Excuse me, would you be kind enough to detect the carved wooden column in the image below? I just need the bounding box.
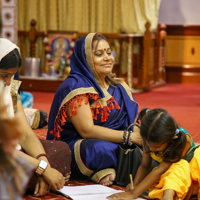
[155,23,167,83]
[127,36,133,89]
[28,19,37,57]
[159,24,167,82]
[138,22,151,88]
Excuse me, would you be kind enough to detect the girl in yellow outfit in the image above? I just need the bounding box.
[108,108,199,200]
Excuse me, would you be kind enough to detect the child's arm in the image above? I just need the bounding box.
[130,161,171,198]
[131,134,192,196]
[133,143,152,186]
[108,161,171,200]
[126,143,152,192]
[108,141,171,200]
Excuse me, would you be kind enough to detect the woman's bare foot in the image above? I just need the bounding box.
[99,173,115,186]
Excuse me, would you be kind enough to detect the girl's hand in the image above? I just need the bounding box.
[126,183,134,192]
[107,191,135,199]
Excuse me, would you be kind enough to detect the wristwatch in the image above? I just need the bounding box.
[35,160,48,175]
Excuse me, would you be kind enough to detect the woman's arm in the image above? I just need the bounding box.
[17,100,47,158]
[0,93,22,159]
[17,100,65,195]
[17,150,65,188]
[68,97,142,145]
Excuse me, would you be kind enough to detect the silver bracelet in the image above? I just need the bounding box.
[122,131,128,144]
[127,131,133,146]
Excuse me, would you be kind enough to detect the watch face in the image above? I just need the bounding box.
[39,160,48,169]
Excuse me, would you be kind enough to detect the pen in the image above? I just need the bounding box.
[129,174,134,189]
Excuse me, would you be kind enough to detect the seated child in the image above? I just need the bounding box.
[107,108,200,200]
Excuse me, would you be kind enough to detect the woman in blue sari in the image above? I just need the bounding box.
[47,33,142,186]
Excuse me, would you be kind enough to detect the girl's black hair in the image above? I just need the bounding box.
[139,108,187,163]
[0,48,21,69]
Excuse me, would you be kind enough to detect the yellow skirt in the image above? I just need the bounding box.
[190,146,200,199]
[149,159,191,200]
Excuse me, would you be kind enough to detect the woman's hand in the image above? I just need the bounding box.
[33,176,50,197]
[64,172,71,183]
[0,138,18,159]
[34,167,65,196]
[42,166,65,191]
[132,130,143,146]
[0,113,23,159]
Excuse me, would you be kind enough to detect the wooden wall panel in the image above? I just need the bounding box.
[166,66,200,84]
[165,25,200,84]
[166,36,200,66]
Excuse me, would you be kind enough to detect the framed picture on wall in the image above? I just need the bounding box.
[43,31,78,77]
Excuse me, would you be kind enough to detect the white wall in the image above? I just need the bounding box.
[158,0,200,25]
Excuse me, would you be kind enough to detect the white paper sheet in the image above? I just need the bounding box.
[57,184,146,200]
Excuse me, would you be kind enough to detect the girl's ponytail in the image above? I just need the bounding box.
[139,108,187,163]
[139,108,151,122]
[163,129,186,163]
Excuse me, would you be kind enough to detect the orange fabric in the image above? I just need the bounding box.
[50,94,121,140]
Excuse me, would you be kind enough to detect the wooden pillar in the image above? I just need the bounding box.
[159,24,167,82]
[28,19,37,57]
[127,36,133,89]
[141,22,151,88]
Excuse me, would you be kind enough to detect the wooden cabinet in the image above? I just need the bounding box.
[166,36,200,66]
[165,25,200,83]
[20,76,65,92]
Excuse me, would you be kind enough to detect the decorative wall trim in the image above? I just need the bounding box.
[165,65,200,83]
[0,0,18,43]
[166,25,200,36]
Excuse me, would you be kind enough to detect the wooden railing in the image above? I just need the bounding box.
[18,20,167,91]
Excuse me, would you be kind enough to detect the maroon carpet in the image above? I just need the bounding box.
[31,83,200,143]
[133,84,200,143]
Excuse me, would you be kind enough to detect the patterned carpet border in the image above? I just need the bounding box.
[23,179,125,200]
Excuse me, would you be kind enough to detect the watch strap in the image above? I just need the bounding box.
[35,160,48,175]
[35,166,45,175]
